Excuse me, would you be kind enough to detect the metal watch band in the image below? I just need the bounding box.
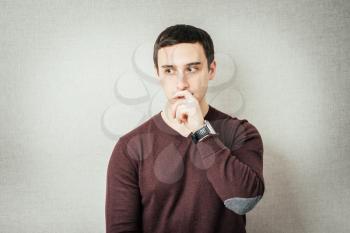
[191,120,216,143]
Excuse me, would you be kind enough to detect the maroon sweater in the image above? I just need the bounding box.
[106,104,265,233]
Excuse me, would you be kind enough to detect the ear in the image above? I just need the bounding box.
[208,60,216,80]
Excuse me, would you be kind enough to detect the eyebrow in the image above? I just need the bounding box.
[161,62,202,69]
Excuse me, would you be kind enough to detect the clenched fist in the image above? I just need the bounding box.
[170,90,206,133]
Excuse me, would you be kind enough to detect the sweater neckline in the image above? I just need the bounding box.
[153,104,215,139]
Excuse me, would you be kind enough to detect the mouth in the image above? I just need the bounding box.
[170,91,194,101]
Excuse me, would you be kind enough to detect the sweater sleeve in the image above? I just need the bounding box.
[195,119,265,215]
[105,139,142,233]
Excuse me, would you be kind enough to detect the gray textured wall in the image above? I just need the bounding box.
[1,0,349,232]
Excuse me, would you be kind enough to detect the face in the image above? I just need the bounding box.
[155,42,216,105]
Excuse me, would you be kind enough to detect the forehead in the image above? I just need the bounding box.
[157,42,206,67]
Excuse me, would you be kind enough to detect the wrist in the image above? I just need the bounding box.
[191,121,206,133]
[191,120,217,144]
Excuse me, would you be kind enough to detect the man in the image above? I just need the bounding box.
[106,24,265,233]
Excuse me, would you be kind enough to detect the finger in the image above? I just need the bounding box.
[177,106,196,124]
[175,105,188,123]
[172,91,196,117]
[172,99,187,118]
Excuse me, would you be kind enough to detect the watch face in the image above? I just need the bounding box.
[191,120,217,143]
[198,127,209,136]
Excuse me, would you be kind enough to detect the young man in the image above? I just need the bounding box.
[106,24,265,233]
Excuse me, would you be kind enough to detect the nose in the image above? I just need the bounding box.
[176,72,189,90]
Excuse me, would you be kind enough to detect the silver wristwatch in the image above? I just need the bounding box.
[191,120,217,143]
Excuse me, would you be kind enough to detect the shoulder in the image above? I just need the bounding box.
[117,113,157,144]
[111,113,159,162]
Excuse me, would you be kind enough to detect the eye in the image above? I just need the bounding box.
[187,67,198,73]
[164,69,173,74]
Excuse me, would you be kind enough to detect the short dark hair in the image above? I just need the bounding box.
[153,24,215,72]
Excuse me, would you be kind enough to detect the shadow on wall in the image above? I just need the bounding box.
[247,145,307,233]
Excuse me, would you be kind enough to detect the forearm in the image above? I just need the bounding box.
[196,134,265,215]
